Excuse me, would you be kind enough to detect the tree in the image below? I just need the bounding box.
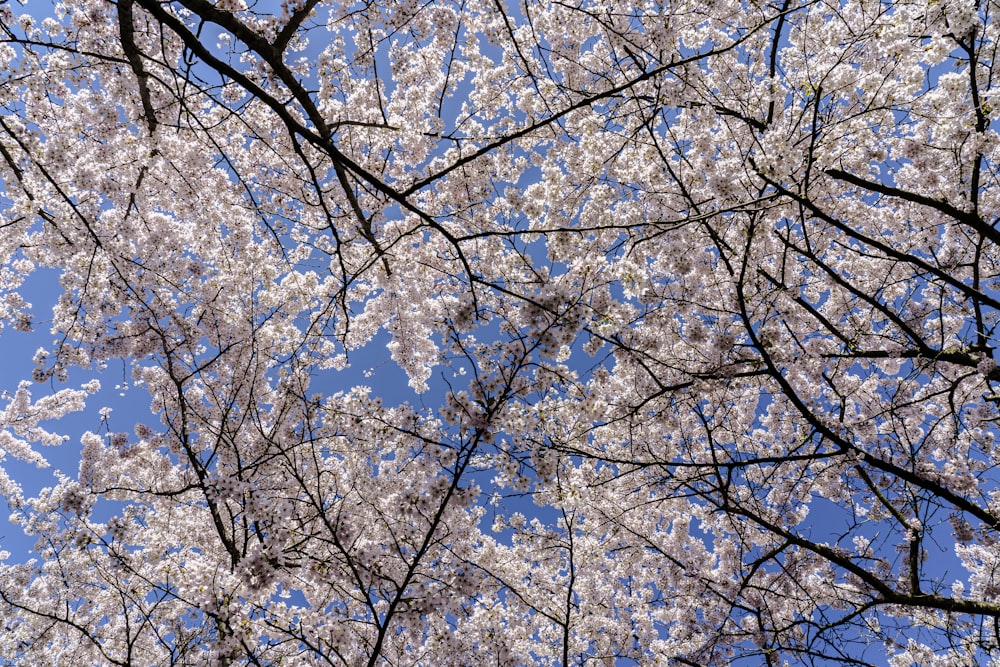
[0,0,998,664]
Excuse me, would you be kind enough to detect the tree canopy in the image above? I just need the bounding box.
[0,0,999,664]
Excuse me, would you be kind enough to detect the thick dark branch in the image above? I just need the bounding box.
[826,168,1000,247]
[273,0,321,53]
[117,0,159,134]
[763,174,1000,312]
[135,0,478,289]
[727,498,1000,619]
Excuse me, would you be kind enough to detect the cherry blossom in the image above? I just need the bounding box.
[0,0,998,664]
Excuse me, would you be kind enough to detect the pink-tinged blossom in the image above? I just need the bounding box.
[0,0,997,665]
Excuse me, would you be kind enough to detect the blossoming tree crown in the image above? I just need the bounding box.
[0,0,998,665]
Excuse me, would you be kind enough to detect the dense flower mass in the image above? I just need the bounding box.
[0,0,999,664]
